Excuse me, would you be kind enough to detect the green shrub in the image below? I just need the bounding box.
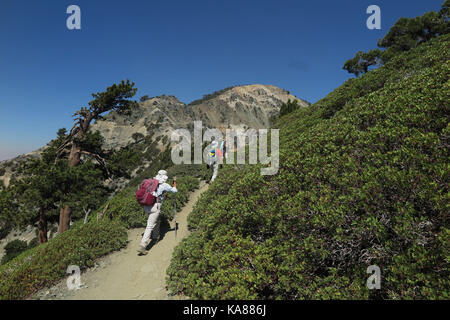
[0,221,12,240]
[0,219,127,300]
[279,99,301,117]
[167,164,210,181]
[96,186,146,228]
[27,237,39,250]
[315,33,449,119]
[1,240,28,265]
[161,175,199,221]
[166,34,450,299]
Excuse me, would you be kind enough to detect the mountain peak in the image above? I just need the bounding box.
[89,84,308,150]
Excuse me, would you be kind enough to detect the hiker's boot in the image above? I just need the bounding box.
[137,245,147,255]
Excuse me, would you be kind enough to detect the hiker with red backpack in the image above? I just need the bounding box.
[135,169,177,255]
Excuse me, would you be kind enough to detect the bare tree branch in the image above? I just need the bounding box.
[97,203,109,221]
[79,150,110,176]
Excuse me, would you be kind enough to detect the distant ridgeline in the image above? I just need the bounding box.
[188,86,239,106]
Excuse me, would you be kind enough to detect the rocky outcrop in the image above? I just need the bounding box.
[191,84,308,129]
[90,84,309,150]
[0,149,43,188]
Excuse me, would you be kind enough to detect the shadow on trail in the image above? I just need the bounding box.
[139,220,179,253]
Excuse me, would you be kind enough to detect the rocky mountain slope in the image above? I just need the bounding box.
[0,150,42,189]
[90,84,308,150]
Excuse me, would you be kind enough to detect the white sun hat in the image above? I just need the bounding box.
[154,170,168,184]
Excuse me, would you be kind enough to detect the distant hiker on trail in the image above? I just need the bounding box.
[206,140,225,183]
[135,170,177,255]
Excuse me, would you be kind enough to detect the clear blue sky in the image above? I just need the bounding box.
[0,0,443,161]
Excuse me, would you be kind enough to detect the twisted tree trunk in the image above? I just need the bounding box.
[58,141,79,234]
[38,207,48,244]
[58,205,72,234]
[58,119,87,234]
[68,140,81,167]
[55,80,137,234]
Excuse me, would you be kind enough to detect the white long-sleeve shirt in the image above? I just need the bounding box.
[152,182,177,203]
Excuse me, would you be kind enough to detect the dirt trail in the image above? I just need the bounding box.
[35,182,208,300]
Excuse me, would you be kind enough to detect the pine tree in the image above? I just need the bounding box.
[7,129,108,243]
[54,80,138,233]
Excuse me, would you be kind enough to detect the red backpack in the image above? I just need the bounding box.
[136,179,159,206]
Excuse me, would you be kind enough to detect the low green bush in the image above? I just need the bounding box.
[1,240,28,265]
[161,175,199,221]
[0,221,12,240]
[279,99,302,117]
[167,164,210,181]
[0,219,127,299]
